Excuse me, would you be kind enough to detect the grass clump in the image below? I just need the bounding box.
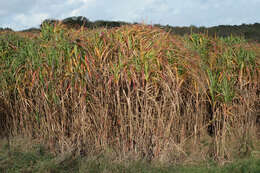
[0,23,259,166]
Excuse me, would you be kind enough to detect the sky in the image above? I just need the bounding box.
[0,0,259,31]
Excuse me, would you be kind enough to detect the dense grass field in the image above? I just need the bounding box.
[0,23,259,172]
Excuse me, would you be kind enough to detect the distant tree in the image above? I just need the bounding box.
[153,24,164,29]
[156,23,260,43]
[92,20,129,28]
[245,30,260,42]
[62,16,92,28]
[40,19,59,28]
[0,27,13,32]
[21,27,41,33]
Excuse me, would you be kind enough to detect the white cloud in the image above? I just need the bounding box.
[0,10,6,16]
[67,0,95,5]
[13,13,49,29]
[0,0,259,30]
[70,8,81,16]
[80,0,96,3]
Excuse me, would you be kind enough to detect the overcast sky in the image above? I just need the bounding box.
[0,0,259,31]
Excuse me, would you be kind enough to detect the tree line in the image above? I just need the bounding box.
[1,16,260,42]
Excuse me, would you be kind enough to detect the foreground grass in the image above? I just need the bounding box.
[0,138,260,173]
